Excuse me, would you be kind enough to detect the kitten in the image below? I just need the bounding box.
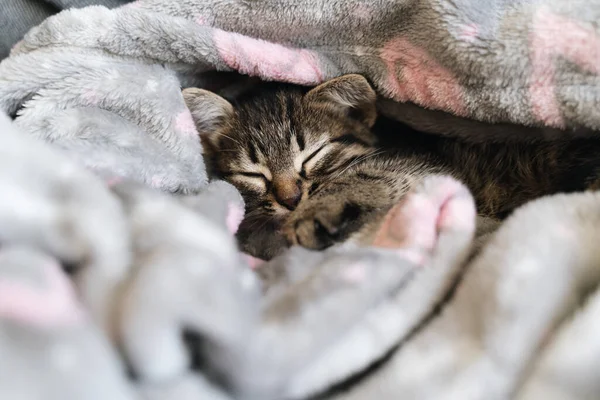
[183,74,600,260]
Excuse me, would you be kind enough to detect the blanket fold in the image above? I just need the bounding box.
[3,0,600,146]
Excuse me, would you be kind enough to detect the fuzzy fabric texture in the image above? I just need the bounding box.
[1,0,600,153]
[0,0,133,60]
[1,1,600,399]
[1,110,600,399]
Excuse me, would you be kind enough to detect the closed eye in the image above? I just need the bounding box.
[237,172,268,180]
[224,171,270,185]
[303,146,326,164]
[300,144,329,177]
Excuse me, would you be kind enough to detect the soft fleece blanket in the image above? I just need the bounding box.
[0,0,132,59]
[1,0,600,399]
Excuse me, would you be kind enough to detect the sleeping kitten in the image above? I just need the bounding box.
[183,74,600,260]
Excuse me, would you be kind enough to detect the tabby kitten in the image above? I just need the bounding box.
[183,75,600,260]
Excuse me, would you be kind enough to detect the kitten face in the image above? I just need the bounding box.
[184,75,379,258]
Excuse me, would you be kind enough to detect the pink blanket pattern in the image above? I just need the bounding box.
[0,259,84,329]
[529,7,600,128]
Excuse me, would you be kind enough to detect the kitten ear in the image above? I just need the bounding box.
[182,88,234,146]
[304,74,377,127]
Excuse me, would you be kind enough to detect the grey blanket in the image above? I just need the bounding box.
[3,0,600,149]
[0,0,131,59]
[1,1,600,399]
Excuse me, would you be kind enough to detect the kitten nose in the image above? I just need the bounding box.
[281,190,302,210]
[274,179,302,210]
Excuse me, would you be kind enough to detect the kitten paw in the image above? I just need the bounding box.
[284,202,366,250]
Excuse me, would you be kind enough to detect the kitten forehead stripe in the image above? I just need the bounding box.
[286,94,305,150]
[247,141,259,163]
[295,132,305,151]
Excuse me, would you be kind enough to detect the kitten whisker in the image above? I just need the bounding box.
[242,211,270,222]
[251,218,274,234]
[239,206,276,222]
[213,132,244,146]
[312,149,385,196]
[241,212,278,233]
